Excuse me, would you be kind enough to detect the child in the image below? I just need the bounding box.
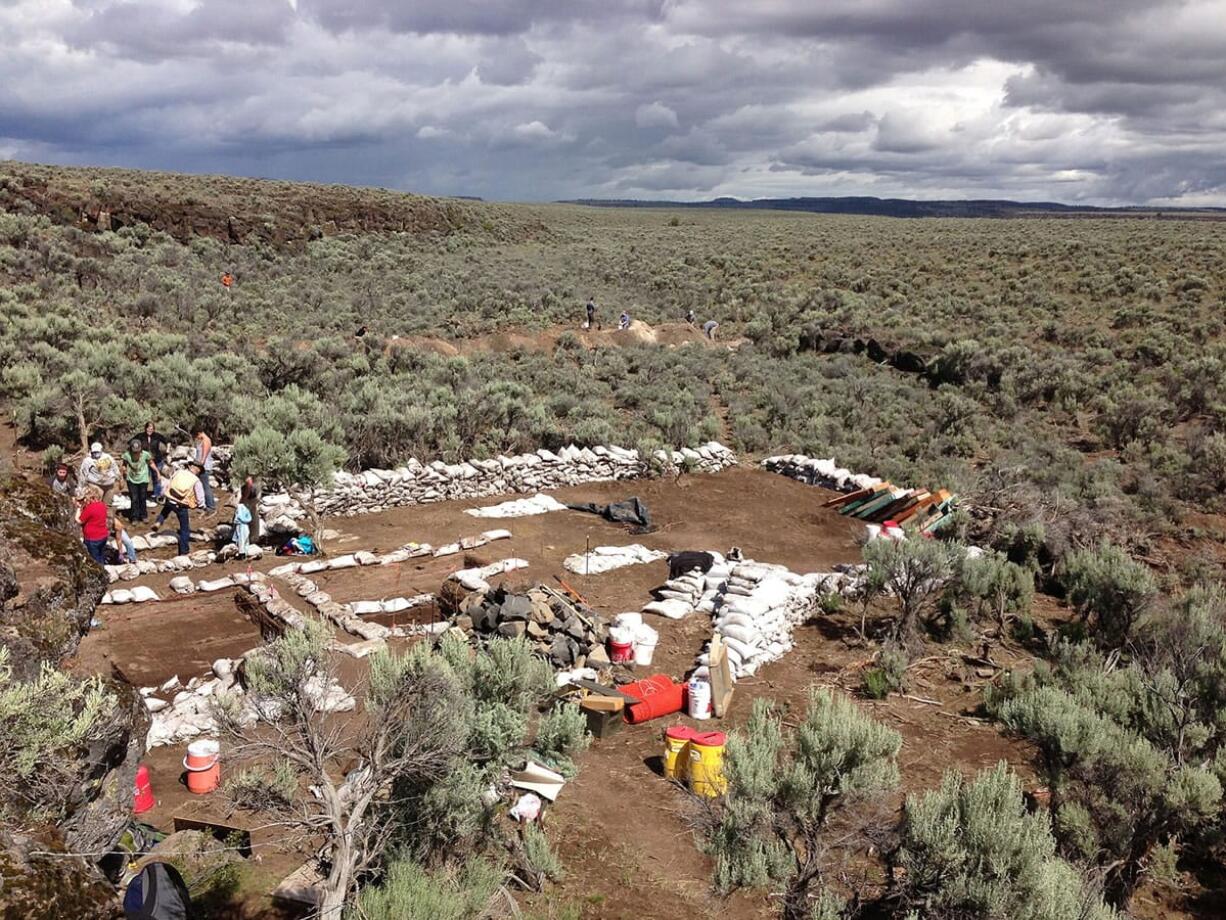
[232,501,253,559]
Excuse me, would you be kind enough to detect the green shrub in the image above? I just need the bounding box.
[346,857,503,920]
[896,762,1117,920]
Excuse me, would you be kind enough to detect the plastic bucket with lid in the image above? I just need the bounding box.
[687,676,713,720]
[687,731,728,797]
[183,740,220,795]
[608,625,636,663]
[663,726,695,780]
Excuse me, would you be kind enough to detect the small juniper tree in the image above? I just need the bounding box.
[215,622,469,919]
[896,762,1117,920]
[709,689,901,920]
[230,424,345,548]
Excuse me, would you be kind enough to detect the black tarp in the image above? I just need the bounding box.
[567,497,652,531]
[123,861,192,920]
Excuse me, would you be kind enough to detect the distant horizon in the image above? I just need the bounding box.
[8,158,1225,214]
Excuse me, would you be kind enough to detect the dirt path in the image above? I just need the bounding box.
[383,320,744,358]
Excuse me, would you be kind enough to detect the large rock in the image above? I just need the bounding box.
[0,474,147,908]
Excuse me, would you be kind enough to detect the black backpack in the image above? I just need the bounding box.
[123,861,192,920]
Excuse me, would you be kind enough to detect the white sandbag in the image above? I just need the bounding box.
[465,493,567,518]
[642,598,692,619]
[130,586,160,603]
[351,600,384,615]
[719,624,762,646]
[196,577,236,593]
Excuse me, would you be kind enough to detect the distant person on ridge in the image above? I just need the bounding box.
[194,430,217,512]
[618,311,631,331]
[703,319,720,341]
[80,442,119,504]
[585,297,600,330]
[220,271,234,289]
[152,461,205,555]
[686,309,696,326]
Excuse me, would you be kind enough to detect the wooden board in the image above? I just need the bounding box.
[709,633,735,719]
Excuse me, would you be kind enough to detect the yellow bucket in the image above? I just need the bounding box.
[687,731,728,797]
[664,727,694,781]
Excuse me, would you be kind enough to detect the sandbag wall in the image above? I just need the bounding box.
[261,441,737,526]
[761,454,883,493]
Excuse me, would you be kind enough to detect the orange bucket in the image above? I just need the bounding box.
[183,740,220,795]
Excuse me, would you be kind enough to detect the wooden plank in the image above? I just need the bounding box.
[709,634,735,719]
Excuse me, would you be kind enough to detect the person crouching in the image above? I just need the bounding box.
[152,461,205,555]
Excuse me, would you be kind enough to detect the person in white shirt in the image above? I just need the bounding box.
[79,442,119,503]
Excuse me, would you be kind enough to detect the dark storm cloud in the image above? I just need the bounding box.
[1,0,1224,204]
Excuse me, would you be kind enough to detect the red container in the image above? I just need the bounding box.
[622,674,686,723]
[133,764,155,814]
[609,638,635,663]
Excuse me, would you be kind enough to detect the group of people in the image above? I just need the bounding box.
[60,424,259,565]
[582,298,718,339]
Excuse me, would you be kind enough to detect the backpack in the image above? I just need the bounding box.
[123,861,192,919]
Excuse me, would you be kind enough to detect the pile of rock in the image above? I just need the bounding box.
[761,455,883,493]
[451,585,610,670]
[260,441,737,524]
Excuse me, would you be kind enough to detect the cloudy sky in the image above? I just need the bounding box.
[3,0,1225,204]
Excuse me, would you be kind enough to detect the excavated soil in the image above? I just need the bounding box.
[65,465,1043,917]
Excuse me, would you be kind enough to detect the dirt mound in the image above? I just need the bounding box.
[0,160,546,247]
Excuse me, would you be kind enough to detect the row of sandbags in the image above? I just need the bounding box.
[259,441,736,524]
[761,454,883,493]
[266,529,512,578]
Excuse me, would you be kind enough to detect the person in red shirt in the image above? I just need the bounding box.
[75,486,110,564]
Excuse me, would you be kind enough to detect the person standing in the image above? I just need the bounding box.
[137,422,170,499]
[75,486,110,564]
[193,430,217,512]
[49,463,76,496]
[232,500,252,559]
[152,461,205,555]
[121,438,155,523]
[703,319,720,341]
[79,443,119,504]
[585,297,599,330]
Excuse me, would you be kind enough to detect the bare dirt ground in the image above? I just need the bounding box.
[60,463,1048,918]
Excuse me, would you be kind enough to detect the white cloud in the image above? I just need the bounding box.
[635,101,679,129]
[1,0,1224,204]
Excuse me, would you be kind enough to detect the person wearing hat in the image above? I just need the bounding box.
[121,437,156,523]
[49,463,76,497]
[80,442,119,504]
[151,461,206,555]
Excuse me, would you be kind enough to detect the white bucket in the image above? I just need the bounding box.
[614,612,643,631]
[634,634,658,666]
[687,676,712,720]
